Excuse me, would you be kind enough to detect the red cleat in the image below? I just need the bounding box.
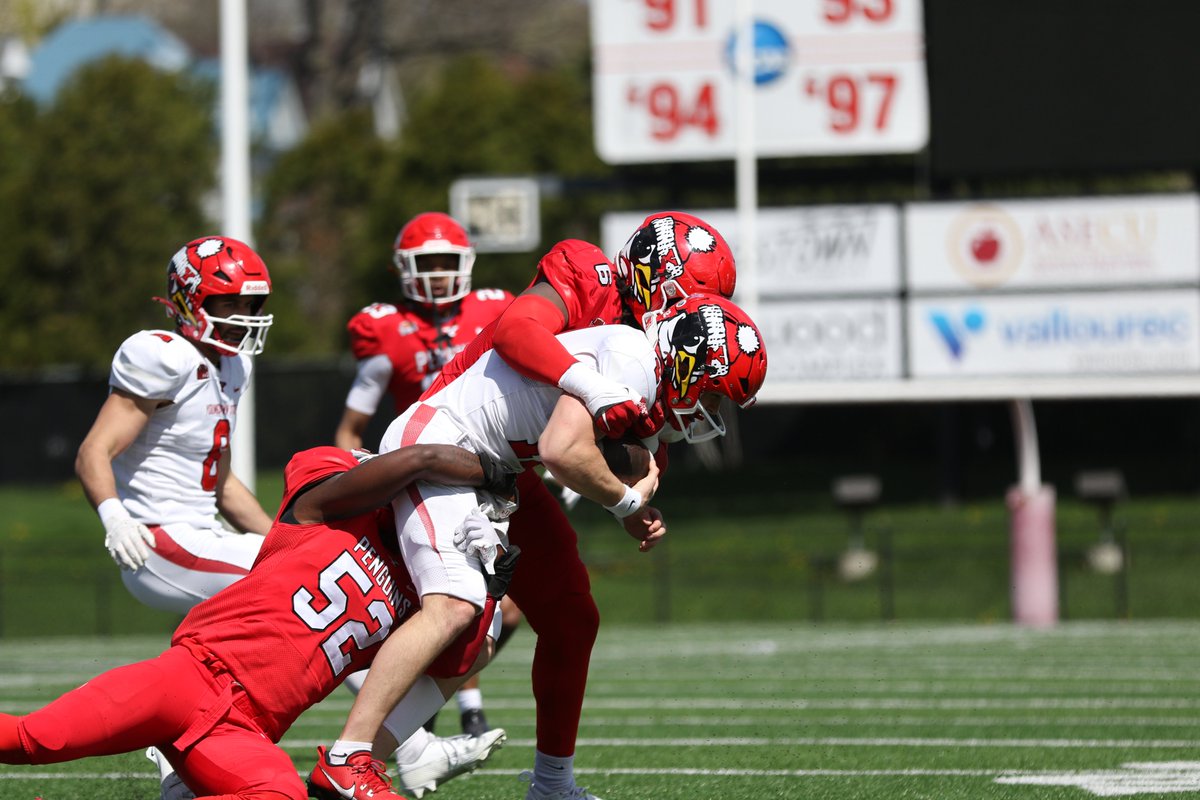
[308,745,408,799]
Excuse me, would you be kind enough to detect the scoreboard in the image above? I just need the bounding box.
[590,0,929,163]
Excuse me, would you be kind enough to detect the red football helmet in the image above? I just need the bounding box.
[651,293,767,443]
[157,236,273,356]
[392,212,475,306]
[616,211,737,326]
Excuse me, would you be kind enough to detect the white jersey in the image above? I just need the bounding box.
[109,330,252,528]
[416,324,658,471]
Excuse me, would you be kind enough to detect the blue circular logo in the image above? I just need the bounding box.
[725,20,790,86]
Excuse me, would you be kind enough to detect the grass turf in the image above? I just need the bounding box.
[4,621,1200,798]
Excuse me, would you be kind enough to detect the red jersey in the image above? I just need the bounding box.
[348,290,513,413]
[172,447,418,742]
[427,240,625,395]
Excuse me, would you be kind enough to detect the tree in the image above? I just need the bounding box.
[0,57,214,369]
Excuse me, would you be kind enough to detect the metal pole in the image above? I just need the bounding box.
[221,0,257,492]
[733,0,758,320]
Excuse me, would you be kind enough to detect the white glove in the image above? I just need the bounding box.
[98,499,156,571]
[452,507,509,575]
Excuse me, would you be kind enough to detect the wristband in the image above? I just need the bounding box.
[97,497,130,529]
[603,485,643,519]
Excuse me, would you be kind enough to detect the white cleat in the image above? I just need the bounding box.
[397,728,507,798]
[519,770,604,800]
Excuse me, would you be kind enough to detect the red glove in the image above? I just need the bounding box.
[596,397,665,439]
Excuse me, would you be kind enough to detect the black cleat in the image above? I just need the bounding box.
[460,708,490,737]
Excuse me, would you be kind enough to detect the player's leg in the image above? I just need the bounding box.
[165,704,308,800]
[457,594,524,736]
[391,622,507,798]
[506,470,602,799]
[122,522,264,614]
[0,646,218,765]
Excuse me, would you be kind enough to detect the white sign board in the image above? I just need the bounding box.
[449,177,540,253]
[757,298,903,381]
[601,205,902,296]
[908,290,1200,378]
[590,0,929,163]
[906,194,1200,292]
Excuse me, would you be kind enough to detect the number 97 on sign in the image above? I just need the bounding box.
[802,71,899,135]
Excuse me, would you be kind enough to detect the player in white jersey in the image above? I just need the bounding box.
[315,294,768,798]
[76,236,274,614]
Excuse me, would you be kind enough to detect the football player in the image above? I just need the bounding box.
[333,212,520,769]
[76,236,275,613]
[313,279,767,800]
[74,236,279,798]
[3,442,517,800]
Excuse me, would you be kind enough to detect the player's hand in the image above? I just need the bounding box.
[557,363,660,438]
[453,507,508,574]
[486,545,521,600]
[622,506,666,552]
[104,518,156,571]
[595,396,665,439]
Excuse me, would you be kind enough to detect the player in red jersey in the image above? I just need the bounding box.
[321,212,743,800]
[0,444,517,800]
[334,212,521,774]
[334,212,514,450]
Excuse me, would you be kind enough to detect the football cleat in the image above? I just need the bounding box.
[460,708,490,737]
[307,745,407,800]
[146,746,195,800]
[519,770,604,800]
[397,729,507,798]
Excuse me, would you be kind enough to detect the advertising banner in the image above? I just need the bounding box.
[601,205,901,296]
[906,194,1200,292]
[756,298,903,381]
[908,290,1200,377]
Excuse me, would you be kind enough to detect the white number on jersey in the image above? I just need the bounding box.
[292,551,395,677]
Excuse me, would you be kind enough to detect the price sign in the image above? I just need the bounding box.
[590,0,929,163]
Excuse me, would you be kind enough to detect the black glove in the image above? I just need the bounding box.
[486,545,521,600]
[477,451,518,500]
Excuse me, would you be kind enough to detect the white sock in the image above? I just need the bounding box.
[533,750,574,793]
[394,726,434,765]
[457,688,483,713]
[381,674,451,745]
[328,740,374,763]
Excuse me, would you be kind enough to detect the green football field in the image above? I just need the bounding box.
[4,620,1200,800]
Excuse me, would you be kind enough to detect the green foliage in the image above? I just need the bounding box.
[258,109,386,356]
[0,57,215,369]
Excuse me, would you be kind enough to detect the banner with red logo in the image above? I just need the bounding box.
[905,195,1200,292]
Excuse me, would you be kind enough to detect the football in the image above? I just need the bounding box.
[600,436,652,485]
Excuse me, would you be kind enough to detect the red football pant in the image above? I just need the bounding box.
[506,469,601,757]
[0,645,305,800]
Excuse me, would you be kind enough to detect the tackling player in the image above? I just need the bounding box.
[333,212,521,785]
[313,286,768,800]
[3,443,517,800]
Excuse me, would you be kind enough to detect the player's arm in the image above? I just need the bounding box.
[75,389,155,509]
[492,282,655,437]
[539,394,660,513]
[292,445,507,524]
[335,353,393,450]
[75,389,160,570]
[215,453,272,535]
[334,409,372,450]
